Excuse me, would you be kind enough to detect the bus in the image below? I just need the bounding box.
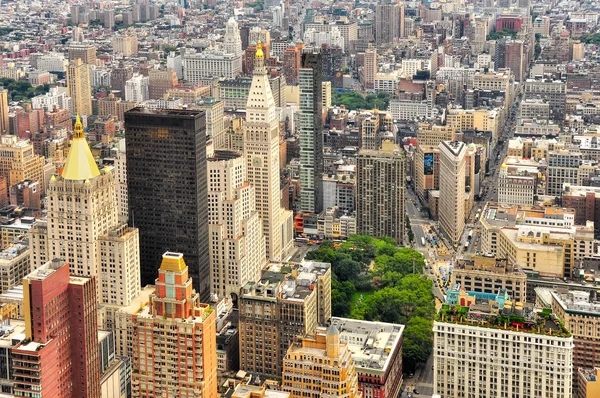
[295,237,309,244]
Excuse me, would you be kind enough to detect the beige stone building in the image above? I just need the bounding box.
[282,325,362,398]
[452,255,527,302]
[0,135,46,191]
[207,150,265,300]
[417,122,455,147]
[0,243,29,294]
[111,32,138,57]
[243,46,293,261]
[438,140,467,245]
[29,116,140,326]
[67,59,93,116]
[196,98,225,149]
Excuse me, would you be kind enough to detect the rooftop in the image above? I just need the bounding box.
[551,290,600,315]
[331,317,404,373]
[437,288,570,338]
[578,368,600,383]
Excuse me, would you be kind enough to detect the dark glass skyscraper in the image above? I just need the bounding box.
[124,108,209,300]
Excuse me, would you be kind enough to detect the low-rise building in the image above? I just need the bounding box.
[0,244,29,295]
[452,255,527,302]
[331,318,404,398]
[577,368,600,398]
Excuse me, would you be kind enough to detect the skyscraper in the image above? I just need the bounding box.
[356,140,405,243]
[363,45,377,90]
[132,252,217,398]
[224,17,243,58]
[375,3,404,45]
[125,108,210,300]
[207,150,265,301]
[299,52,323,214]
[0,88,8,135]
[244,43,293,261]
[12,258,101,398]
[30,116,141,325]
[438,140,467,245]
[67,59,93,116]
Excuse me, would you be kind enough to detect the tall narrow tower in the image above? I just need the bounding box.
[243,44,294,261]
[299,52,324,214]
[224,17,243,73]
[438,140,467,245]
[67,59,93,116]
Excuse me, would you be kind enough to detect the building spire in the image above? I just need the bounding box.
[61,115,101,181]
[254,41,266,74]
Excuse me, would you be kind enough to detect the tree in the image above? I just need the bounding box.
[402,317,434,373]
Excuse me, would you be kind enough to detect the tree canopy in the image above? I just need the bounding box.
[307,235,434,372]
[0,78,50,102]
[578,33,600,44]
[331,91,390,111]
[486,29,518,41]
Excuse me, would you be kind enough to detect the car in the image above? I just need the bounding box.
[413,390,419,395]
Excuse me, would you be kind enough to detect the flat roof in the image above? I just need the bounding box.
[331,317,404,373]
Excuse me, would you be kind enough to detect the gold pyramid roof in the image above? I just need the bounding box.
[62,115,101,181]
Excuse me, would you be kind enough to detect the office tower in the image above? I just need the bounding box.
[183,50,242,82]
[497,163,535,205]
[541,290,600,395]
[505,40,525,82]
[68,42,97,64]
[147,69,178,100]
[224,17,243,58]
[282,326,361,398]
[356,140,405,243]
[207,150,266,300]
[239,261,331,377]
[112,32,138,56]
[438,140,466,245]
[299,52,323,214]
[30,116,141,323]
[67,59,93,116]
[434,293,572,398]
[0,135,45,189]
[0,88,7,135]
[111,62,134,99]
[363,45,376,90]
[124,74,149,103]
[375,3,403,45]
[196,98,226,149]
[244,44,294,261]
[110,139,128,217]
[125,108,210,300]
[547,150,583,196]
[131,252,217,398]
[322,81,332,109]
[283,43,301,85]
[12,259,101,397]
[0,243,29,294]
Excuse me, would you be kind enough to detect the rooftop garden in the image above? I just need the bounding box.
[436,304,571,338]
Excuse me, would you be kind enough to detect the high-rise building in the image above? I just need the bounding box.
[110,139,128,217]
[207,150,266,301]
[125,108,210,300]
[0,135,45,189]
[438,140,467,245]
[299,52,323,214]
[12,258,101,398]
[375,4,404,45]
[282,325,362,398]
[243,44,293,261]
[0,88,8,135]
[124,74,149,103]
[363,45,377,90]
[67,59,93,116]
[68,42,97,64]
[147,68,178,100]
[239,261,332,378]
[196,98,226,149]
[29,116,141,326]
[111,62,134,99]
[434,292,572,398]
[283,44,302,85]
[356,140,405,243]
[224,17,243,58]
[497,163,535,205]
[547,150,582,196]
[112,32,138,56]
[0,243,29,294]
[131,252,217,398]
